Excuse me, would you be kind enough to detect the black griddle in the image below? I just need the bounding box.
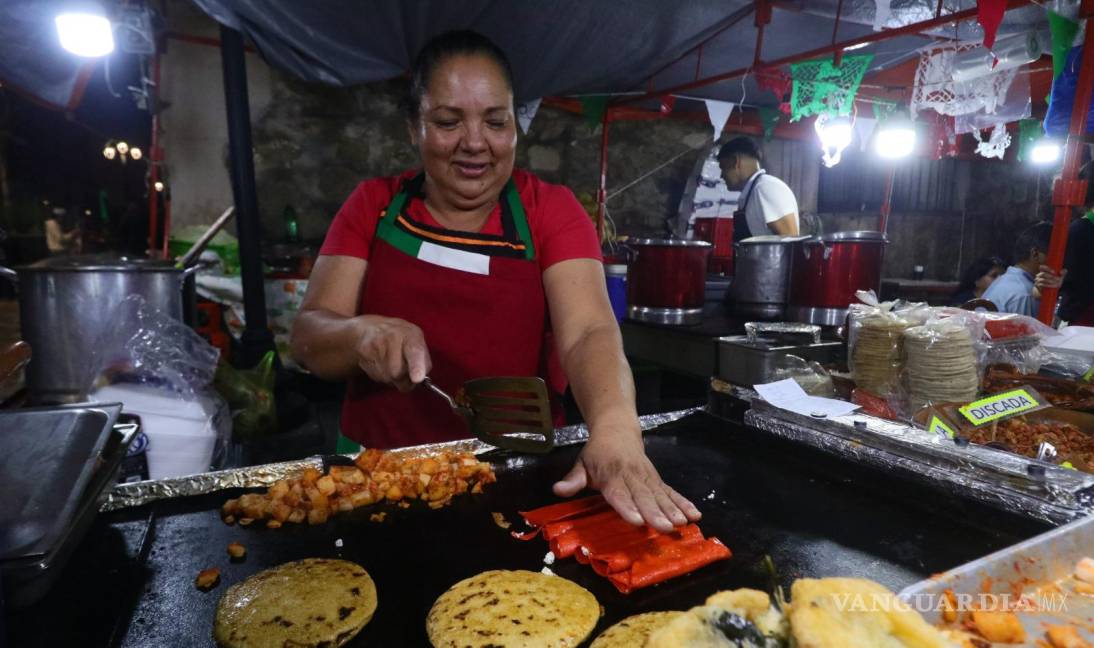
[6,412,1050,647]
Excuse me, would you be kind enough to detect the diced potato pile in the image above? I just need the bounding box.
[221,449,496,529]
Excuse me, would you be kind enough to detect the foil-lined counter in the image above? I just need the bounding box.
[744,399,1094,525]
[101,407,701,512]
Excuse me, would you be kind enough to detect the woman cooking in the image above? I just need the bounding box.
[290,31,699,533]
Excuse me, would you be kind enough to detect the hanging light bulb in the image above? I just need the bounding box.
[1030,139,1061,165]
[815,115,853,167]
[115,141,129,156]
[55,4,114,58]
[154,181,165,192]
[129,147,142,160]
[875,112,917,159]
[103,145,117,160]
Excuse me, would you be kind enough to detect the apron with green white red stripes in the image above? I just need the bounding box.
[340,172,561,449]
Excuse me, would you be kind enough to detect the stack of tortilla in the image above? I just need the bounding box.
[852,316,912,395]
[903,323,980,411]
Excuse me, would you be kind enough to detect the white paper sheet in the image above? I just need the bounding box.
[754,378,861,418]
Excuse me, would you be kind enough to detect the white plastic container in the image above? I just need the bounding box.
[89,383,226,480]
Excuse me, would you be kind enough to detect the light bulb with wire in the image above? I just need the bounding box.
[115,141,129,155]
[815,115,853,167]
[129,147,142,160]
[875,112,917,159]
[55,5,114,58]
[103,145,116,160]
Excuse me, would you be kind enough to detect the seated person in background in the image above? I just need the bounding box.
[951,256,1005,306]
[982,222,1054,317]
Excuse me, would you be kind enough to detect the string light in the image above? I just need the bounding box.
[815,115,853,167]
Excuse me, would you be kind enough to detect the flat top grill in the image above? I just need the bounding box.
[7,413,1050,647]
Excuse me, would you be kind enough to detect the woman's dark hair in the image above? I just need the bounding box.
[405,30,514,120]
[717,137,763,164]
[956,256,1005,296]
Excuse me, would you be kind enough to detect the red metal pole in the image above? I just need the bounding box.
[597,110,610,241]
[1038,0,1094,323]
[879,166,896,233]
[753,0,771,66]
[147,52,161,257]
[614,0,1034,106]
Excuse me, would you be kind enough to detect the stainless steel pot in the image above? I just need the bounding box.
[0,257,198,403]
[728,235,798,321]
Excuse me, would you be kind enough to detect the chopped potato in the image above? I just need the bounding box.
[970,610,1026,644]
[220,450,495,529]
[1045,624,1090,648]
[941,588,959,623]
[227,542,246,560]
[195,568,220,591]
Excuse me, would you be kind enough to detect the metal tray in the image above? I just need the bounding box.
[0,403,123,562]
[7,412,1050,647]
[900,514,1094,647]
[742,398,1094,524]
[1,418,138,607]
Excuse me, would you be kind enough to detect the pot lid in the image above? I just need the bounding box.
[18,256,184,273]
[815,230,888,243]
[738,235,809,244]
[629,238,712,247]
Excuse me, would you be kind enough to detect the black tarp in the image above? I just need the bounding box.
[0,0,1054,111]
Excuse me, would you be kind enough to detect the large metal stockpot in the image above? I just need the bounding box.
[727,235,801,321]
[787,230,888,326]
[626,239,711,326]
[0,257,197,403]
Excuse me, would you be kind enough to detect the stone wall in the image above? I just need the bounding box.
[248,76,712,242]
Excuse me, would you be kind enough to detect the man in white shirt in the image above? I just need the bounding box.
[717,137,799,241]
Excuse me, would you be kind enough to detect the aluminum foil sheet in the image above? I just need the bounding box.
[101,408,702,512]
[744,322,821,344]
[745,400,1094,524]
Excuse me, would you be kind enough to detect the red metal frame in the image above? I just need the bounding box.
[878,166,896,233]
[1038,0,1094,323]
[614,0,1034,107]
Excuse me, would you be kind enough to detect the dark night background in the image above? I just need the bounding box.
[1,44,153,265]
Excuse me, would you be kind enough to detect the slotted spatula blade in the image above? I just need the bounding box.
[423,376,555,453]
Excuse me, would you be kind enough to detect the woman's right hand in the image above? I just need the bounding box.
[354,315,432,392]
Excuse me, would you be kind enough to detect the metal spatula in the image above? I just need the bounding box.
[423,376,555,453]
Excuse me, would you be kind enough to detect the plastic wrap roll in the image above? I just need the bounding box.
[951,31,1043,83]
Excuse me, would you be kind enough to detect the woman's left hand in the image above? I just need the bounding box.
[552,430,701,533]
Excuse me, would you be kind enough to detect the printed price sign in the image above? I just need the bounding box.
[958,387,1046,427]
[927,415,957,439]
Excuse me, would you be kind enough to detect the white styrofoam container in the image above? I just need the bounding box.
[89,383,223,480]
